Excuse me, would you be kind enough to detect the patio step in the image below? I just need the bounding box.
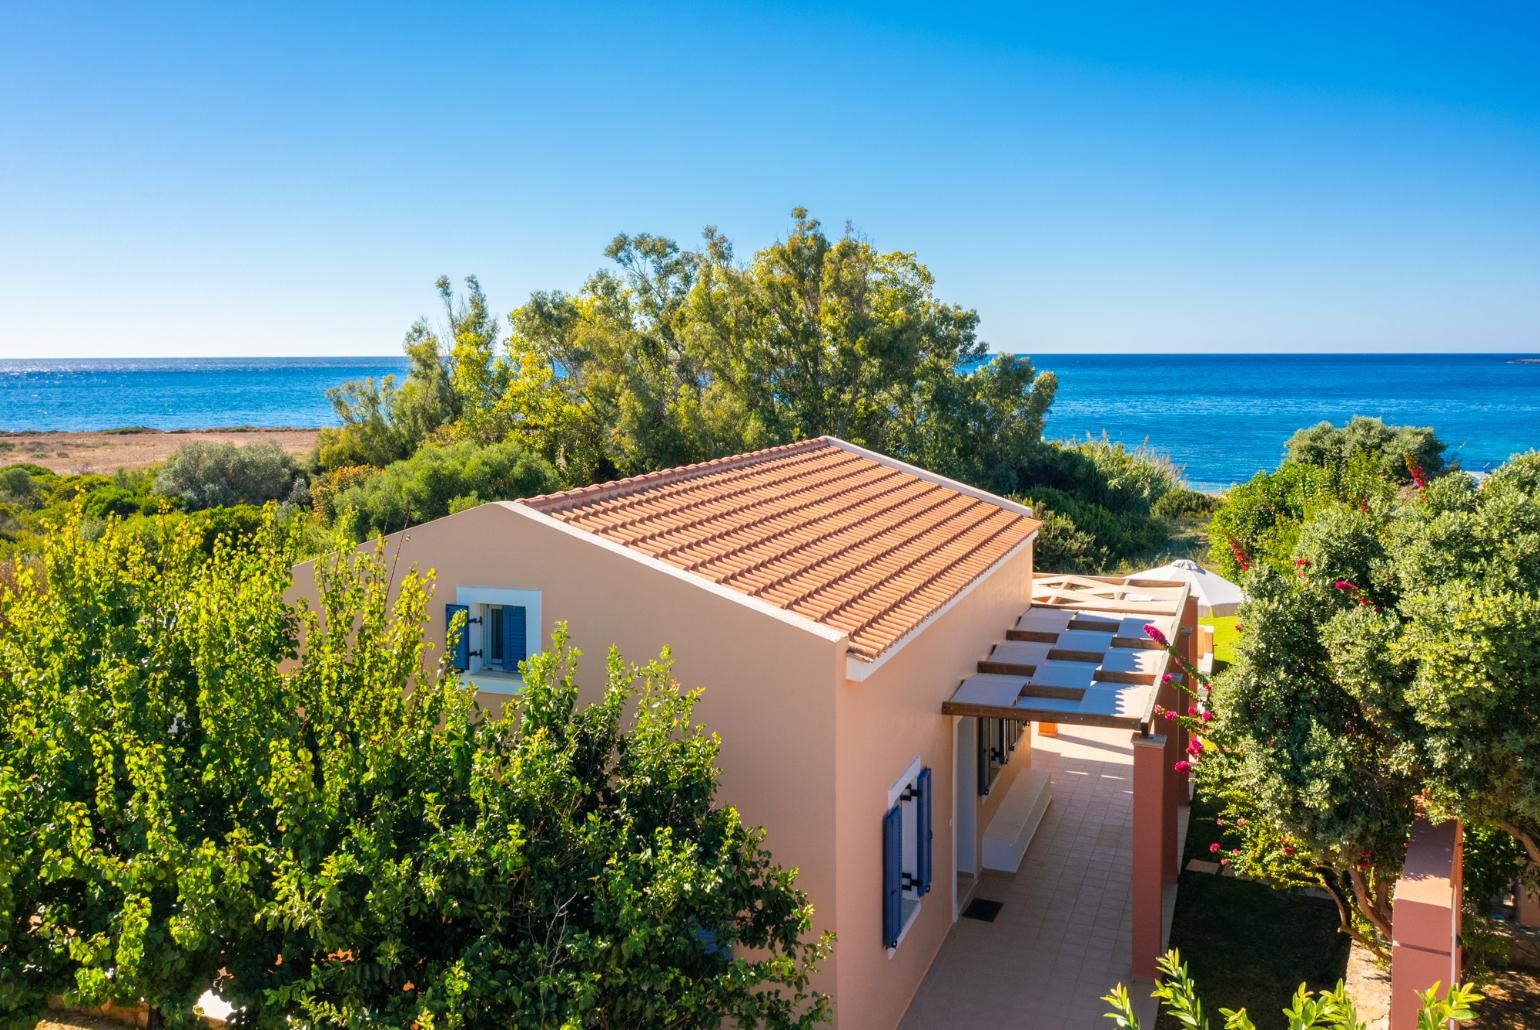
[981,767,1052,873]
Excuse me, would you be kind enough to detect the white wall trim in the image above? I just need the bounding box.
[499,502,850,647]
[886,754,925,958]
[455,585,542,688]
[844,534,1036,682]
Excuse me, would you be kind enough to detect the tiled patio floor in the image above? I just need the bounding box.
[900,723,1182,1029]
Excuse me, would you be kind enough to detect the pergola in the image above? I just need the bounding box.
[941,572,1199,978]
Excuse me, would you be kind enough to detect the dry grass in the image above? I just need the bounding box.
[0,428,319,475]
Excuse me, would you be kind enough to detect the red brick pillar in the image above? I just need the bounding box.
[1131,730,1168,978]
[1390,818,1462,1030]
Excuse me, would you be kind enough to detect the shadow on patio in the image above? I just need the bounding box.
[900,723,1181,1029]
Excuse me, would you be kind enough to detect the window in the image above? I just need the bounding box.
[977,717,1023,796]
[445,588,541,691]
[482,603,527,672]
[882,758,933,951]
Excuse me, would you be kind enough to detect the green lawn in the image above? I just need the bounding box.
[1153,798,1350,1029]
[1200,615,1240,664]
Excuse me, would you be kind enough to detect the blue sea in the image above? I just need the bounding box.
[1,354,1536,489]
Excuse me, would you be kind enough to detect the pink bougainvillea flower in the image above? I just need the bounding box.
[1333,579,1351,591]
[1187,706,1198,716]
[1162,710,1176,720]
[1209,842,1221,854]
[1187,739,1204,756]
[1173,760,1191,774]
[1162,673,1174,684]
[1283,844,1295,856]
[1220,858,1230,866]
[1143,624,1168,647]
[1295,558,1310,567]
[1200,711,1214,722]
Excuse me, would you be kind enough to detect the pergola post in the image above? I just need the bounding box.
[1131,730,1168,978]
[1158,671,1182,882]
[1520,884,1540,927]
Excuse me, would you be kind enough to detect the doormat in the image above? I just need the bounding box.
[962,898,1004,922]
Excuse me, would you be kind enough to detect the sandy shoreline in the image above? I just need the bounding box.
[0,427,321,475]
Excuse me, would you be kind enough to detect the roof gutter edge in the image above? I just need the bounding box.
[844,530,1037,683]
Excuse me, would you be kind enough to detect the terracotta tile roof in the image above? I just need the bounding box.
[520,438,1041,661]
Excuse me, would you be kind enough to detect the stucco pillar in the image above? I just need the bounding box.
[1159,674,1181,883]
[1131,731,1168,978]
[1518,883,1540,927]
[1390,818,1462,1030]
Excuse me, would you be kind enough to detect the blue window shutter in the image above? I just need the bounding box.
[503,604,527,671]
[882,804,903,948]
[445,603,470,671]
[916,767,933,896]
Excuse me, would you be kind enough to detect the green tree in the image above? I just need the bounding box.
[324,437,557,537]
[0,513,297,1027]
[232,600,832,1027]
[317,276,502,469]
[1174,449,1540,956]
[334,210,1058,495]
[2,512,829,1028]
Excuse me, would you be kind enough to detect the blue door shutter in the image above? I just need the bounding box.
[916,766,933,896]
[445,603,470,671]
[882,804,903,948]
[502,604,527,670]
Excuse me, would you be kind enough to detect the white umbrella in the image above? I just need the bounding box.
[1129,558,1245,618]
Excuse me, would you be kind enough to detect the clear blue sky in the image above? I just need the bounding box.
[3,2,1537,358]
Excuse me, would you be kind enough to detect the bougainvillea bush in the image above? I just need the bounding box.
[1155,451,1540,957]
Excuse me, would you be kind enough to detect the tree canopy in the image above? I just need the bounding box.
[316,210,1058,497]
[1182,443,1540,956]
[0,512,829,1028]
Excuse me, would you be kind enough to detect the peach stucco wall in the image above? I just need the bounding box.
[289,502,1038,1029]
[289,502,848,1000]
[830,541,1035,1030]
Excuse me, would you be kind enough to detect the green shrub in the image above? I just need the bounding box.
[329,438,557,537]
[1283,416,1446,484]
[1023,438,1183,572]
[0,467,39,508]
[1153,488,1220,520]
[1206,457,1396,577]
[153,441,302,510]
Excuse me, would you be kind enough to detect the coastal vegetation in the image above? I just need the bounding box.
[0,515,828,1028]
[302,210,1196,573]
[1144,427,1538,1018]
[2,212,1199,575]
[1103,950,1479,1028]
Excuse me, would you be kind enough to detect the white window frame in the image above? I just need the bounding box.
[454,586,541,694]
[886,754,924,956]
